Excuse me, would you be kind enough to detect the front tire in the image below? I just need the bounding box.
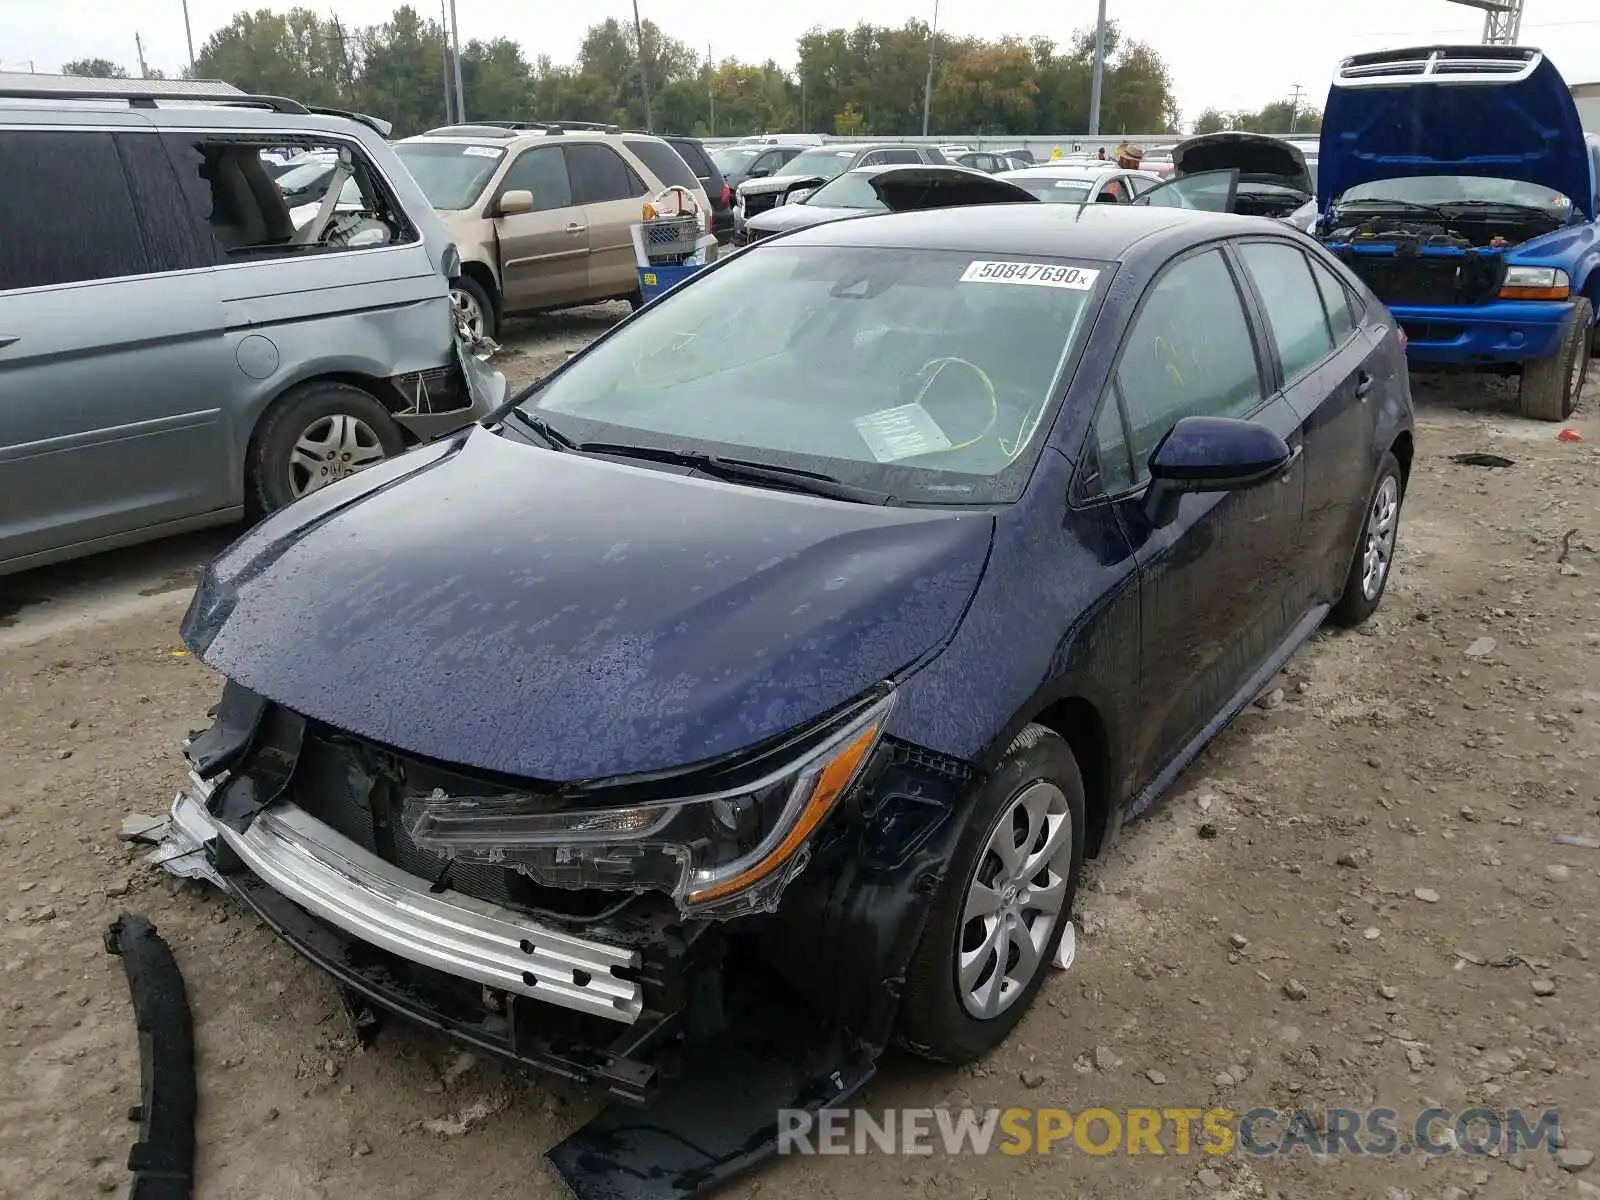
[1519,297,1590,421]
[451,275,498,341]
[897,724,1086,1063]
[246,381,404,515]
[1329,450,1404,628]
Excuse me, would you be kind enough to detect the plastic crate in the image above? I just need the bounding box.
[637,263,701,304]
[641,214,700,263]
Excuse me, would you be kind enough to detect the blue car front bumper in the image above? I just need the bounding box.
[1390,299,1572,365]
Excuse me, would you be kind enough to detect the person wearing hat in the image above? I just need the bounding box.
[1115,142,1144,171]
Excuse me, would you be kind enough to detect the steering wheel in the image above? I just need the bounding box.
[910,356,1001,453]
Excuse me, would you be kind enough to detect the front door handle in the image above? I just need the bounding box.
[565,222,584,235]
[1280,443,1303,481]
[1354,371,1374,399]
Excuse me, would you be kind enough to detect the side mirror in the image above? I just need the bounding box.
[498,189,534,216]
[747,166,772,179]
[1142,416,1294,527]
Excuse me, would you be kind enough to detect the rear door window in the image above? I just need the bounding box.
[880,148,922,165]
[0,130,153,290]
[1307,256,1356,343]
[1238,242,1335,384]
[566,143,648,203]
[623,138,699,191]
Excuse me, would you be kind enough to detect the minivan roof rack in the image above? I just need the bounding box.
[0,83,393,137]
[0,83,308,113]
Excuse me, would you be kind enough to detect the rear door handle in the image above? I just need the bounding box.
[565,222,584,235]
[1355,371,1374,399]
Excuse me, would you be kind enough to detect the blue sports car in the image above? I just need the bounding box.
[158,201,1414,1197]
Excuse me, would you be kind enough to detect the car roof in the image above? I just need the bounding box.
[774,202,1269,260]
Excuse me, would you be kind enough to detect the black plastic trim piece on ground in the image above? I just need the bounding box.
[104,913,197,1200]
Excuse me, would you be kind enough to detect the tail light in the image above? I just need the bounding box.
[1398,327,1408,353]
[721,184,732,208]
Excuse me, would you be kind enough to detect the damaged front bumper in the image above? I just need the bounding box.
[388,331,507,442]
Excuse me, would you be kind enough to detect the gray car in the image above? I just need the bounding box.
[0,79,504,577]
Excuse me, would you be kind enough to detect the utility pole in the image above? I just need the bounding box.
[1087,0,1108,136]
[707,43,714,135]
[439,0,453,123]
[181,0,196,77]
[920,0,940,137]
[134,32,149,78]
[1445,0,1524,44]
[1287,83,1304,134]
[447,0,465,122]
[631,0,653,131]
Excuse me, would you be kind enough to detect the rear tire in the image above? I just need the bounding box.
[1329,451,1404,628]
[247,381,404,516]
[1519,297,1590,421]
[896,724,1085,1064]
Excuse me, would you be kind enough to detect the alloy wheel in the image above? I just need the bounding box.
[1361,474,1400,601]
[451,285,486,340]
[957,780,1074,1019]
[289,414,387,498]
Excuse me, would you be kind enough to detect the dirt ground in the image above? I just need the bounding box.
[2,311,1597,1200]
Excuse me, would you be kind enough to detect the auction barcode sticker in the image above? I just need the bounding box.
[960,261,1100,289]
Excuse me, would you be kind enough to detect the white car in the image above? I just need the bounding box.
[997,163,1167,205]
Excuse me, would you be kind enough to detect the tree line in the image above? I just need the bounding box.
[1192,100,1323,136]
[61,6,1315,140]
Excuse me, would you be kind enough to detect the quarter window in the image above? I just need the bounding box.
[623,138,700,191]
[1114,248,1264,480]
[0,130,152,290]
[565,144,647,204]
[500,146,573,211]
[1238,242,1335,383]
[1307,256,1356,343]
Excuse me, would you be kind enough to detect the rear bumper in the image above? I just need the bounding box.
[1393,299,1572,365]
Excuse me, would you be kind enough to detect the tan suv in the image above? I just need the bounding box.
[394,123,712,339]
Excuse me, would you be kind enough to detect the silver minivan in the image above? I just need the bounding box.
[0,81,504,577]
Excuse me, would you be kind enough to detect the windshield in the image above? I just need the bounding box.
[1338,174,1572,212]
[394,141,507,210]
[275,159,335,193]
[776,148,860,181]
[525,247,1105,504]
[804,173,888,210]
[1010,177,1093,204]
[712,147,760,174]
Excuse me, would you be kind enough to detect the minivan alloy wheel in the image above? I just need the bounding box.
[958,780,1074,1019]
[290,414,388,498]
[1361,474,1400,602]
[451,284,487,339]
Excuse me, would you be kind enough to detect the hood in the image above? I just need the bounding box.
[182,426,993,783]
[1318,44,1594,217]
[866,166,1038,211]
[1174,133,1312,195]
[746,203,862,235]
[739,173,828,199]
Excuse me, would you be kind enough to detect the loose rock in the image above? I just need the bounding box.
[1145,1068,1167,1085]
[1413,887,1441,904]
[1531,978,1557,997]
[1020,1068,1049,1089]
[1283,979,1308,1001]
[1556,1149,1595,1173]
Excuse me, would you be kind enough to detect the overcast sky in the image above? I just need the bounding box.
[5,0,1598,118]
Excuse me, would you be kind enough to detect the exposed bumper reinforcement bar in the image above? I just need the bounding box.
[158,783,643,1024]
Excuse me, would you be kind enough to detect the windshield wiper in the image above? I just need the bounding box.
[1335,198,1450,219]
[502,407,576,451]
[1434,199,1563,215]
[575,442,894,504]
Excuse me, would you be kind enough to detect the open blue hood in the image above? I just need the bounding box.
[1318,45,1594,219]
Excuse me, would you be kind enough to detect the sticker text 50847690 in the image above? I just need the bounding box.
[960,261,1100,290]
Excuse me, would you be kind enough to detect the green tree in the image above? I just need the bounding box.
[61,58,129,78]
[353,5,451,134]
[195,7,351,106]
[1192,107,1228,135]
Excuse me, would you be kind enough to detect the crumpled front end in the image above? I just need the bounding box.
[145,675,976,1195]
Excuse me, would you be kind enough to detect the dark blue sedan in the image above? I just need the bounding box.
[163,202,1413,1196]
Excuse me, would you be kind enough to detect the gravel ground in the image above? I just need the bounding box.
[2,318,1597,1200]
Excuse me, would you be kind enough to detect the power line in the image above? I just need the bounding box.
[1339,16,1600,38]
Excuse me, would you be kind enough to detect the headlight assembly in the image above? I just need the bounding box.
[1499,266,1570,300]
[402,691,894,919]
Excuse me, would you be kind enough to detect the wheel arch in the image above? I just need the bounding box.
[1389,429,1414,492]
[1017,696,1116,860]
[458,260,501,313]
